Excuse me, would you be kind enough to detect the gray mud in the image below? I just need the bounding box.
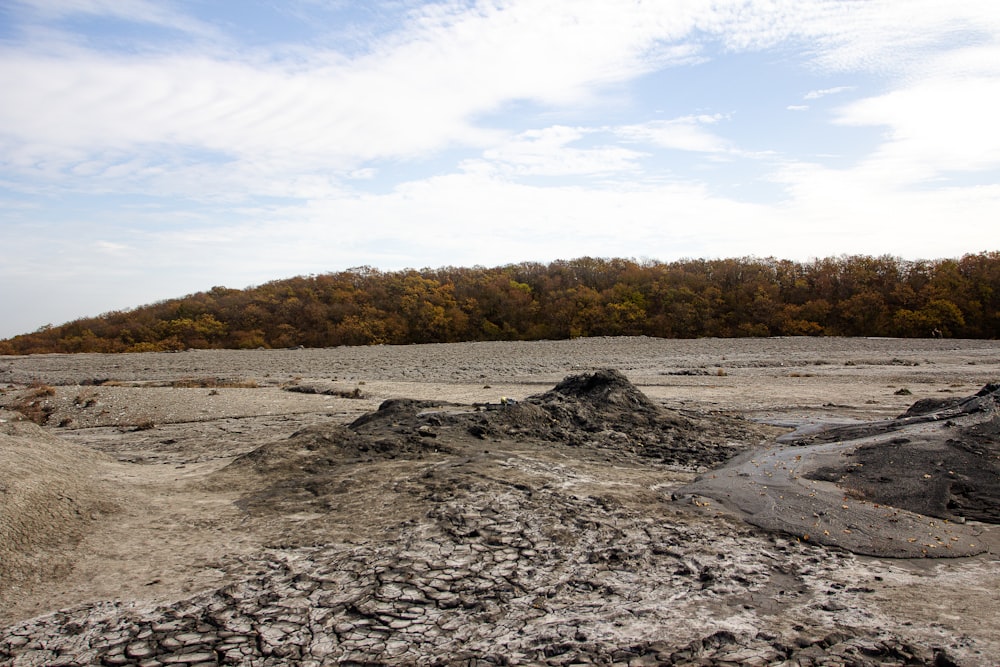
[683,384,1000,558]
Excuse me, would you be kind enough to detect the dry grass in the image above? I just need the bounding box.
[11,383,57,425]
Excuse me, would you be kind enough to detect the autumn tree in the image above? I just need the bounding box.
[3,253,999,354]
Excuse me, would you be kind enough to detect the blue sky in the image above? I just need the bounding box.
[1,0,999,338]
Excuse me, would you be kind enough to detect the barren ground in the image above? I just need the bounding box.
[1,336,999,666]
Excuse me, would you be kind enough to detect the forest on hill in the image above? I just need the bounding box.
[2,253,998,355]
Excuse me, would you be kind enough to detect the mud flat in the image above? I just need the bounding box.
[1,336,999,666]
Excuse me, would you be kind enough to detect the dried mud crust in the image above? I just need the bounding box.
[0,503,967,667]
[0,425,977,665]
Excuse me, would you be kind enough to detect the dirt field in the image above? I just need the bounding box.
[1,336,998,666]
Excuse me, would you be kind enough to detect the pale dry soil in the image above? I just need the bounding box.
[1,337,999,666]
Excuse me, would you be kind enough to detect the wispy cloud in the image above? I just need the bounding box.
[93,240,132,256]
[0,1,718,197]
[615,115,733,154]
[10,0,222,39]
[833,49,1000,184]
[471,126,645,177]
[804,86,853,99]
[4,1,994,195]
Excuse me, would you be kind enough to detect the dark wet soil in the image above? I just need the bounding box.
[804,385,1000,524]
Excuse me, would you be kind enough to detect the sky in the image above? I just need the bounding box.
[1,0,999,339]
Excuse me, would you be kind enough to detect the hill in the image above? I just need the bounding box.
[3,253,998,354]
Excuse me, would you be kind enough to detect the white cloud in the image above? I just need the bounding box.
[3,0,995,197]
[786,105,809,112]
[470,126,644,177]
[142,171,776,273]
[834,73,1000,184]
[94,240,131,255]
[616,115,733,154]
[804,86,852,99]
[769,158,1000,258]
[0,1,720,197]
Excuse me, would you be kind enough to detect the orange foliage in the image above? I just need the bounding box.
[3,253,999,354]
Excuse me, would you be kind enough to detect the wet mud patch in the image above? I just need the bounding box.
[810,428,1000,524]
[801,383,1000,524]
[684,383,1000,558]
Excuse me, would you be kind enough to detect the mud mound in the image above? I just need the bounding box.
[0,412,119,602]
[349,398,451,430]
[222,399,455,478]
[243,370,758,473]
[810,383,1000,524]
[417,368,755,467]
[228,421,436,476]
[544,368,661,412]
[898,396,961,417]
[217,371,765,519]
[216,407,453,516]
[524,367,686,432]
[516,369,753,466]
[899,381,1000,418]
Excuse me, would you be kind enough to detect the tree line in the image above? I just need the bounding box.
[2,253,998,355]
